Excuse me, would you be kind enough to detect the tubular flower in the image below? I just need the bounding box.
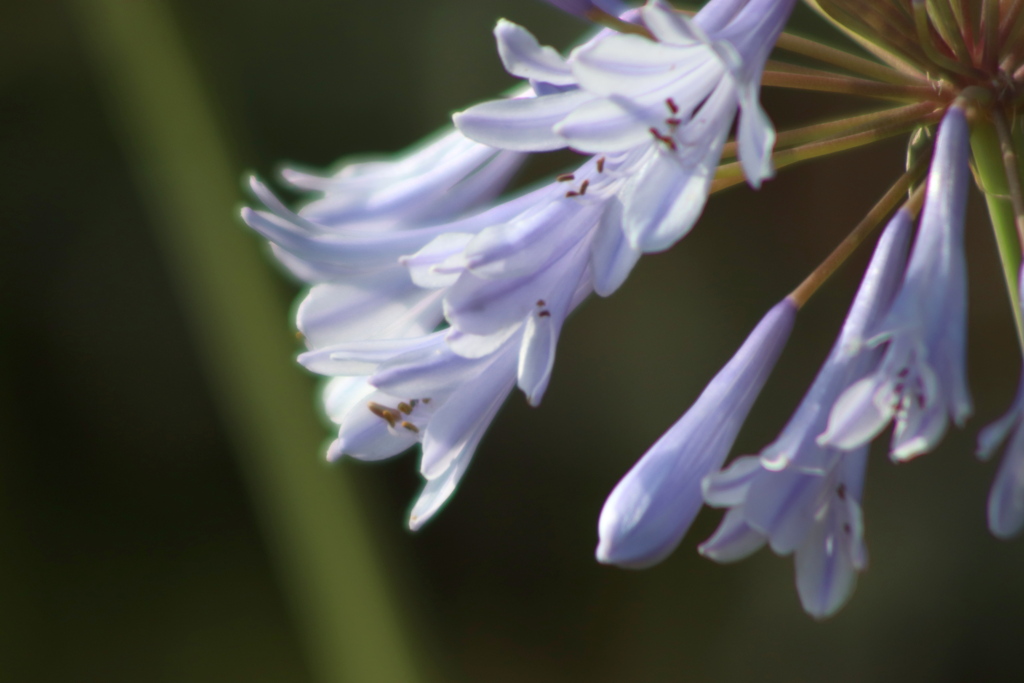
[977,267,1024,539]
[820,105,973,461]
[246,0,1024,619]
[698,209,911,618]
[596,298,797,568]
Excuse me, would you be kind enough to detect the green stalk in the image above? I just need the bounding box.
[70,1,427,682]
[971,119,1024,349]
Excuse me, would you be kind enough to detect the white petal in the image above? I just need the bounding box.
[589,197,641,297]
[495,19,575,86]
[818,376,893,451]
[698,508,766,563]
[419,352,517,479]
[454,90,592,152]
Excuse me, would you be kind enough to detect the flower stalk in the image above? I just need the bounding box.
[788,165,926,308]
[971,113,1024,349]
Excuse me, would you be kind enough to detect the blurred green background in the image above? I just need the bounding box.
[3,1,1024,681]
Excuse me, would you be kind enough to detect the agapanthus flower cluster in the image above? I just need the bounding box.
[246,0,1024,618]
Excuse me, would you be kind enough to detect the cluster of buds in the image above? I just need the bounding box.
[245,0,1024,618]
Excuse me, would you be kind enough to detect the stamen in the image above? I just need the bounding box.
[596,157,605,173]
[538,311,551,318]
[557,173,575,182]
[579,179,589,195]
[397,402,413,415]
[368,401,399,427]
[649,127,677,150]
[537,299,546,306]
[666,98,679,114]
[400,421,420,433]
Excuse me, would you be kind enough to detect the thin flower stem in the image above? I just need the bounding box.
[772,31,926,85]
[992,107,1024,248]
[719,101,940,161]
[913,0,986,79]
[712,114,940,188]
[1000,0,1024,47]
[971,116,1024,349]
[788,168,927,309]
[802,0,931,77]
[585,7,655,39]
[981,0,999,69]
[761,70,941,101]
[929,0,975,66]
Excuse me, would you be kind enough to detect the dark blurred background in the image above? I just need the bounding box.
[3,1,1024,681]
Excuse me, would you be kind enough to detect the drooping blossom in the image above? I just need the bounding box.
[456,0,795,252]
[597,297,797,568]
[820,104,973,460]
[699,209,912,618]
[977,266,1024,539]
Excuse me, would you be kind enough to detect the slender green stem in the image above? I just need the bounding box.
[586,7,655,39]
[720,101,940,161]
[1000,0,1024,47]
[927,0,974,66]
[789,166,926,308]
[972,117,1024,350]
[992,107,1024,246]
[772,32,927,85]
[713,113,937,188]
[914,0,985,78]
[70,2,427,682]
[982,0,1000,69]
[803,0,931,77]
[761,70,941,101]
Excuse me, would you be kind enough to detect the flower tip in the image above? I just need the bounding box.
[326,439,345,463]
[594,538,665,569]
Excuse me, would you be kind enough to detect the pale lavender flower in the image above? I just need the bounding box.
[701,450,869,619]
[406,148,646,404]
[977,267,1024,539]
[300,327,521,530]
[597,297,797,568]
[820,104,973,460]
[697,210,912,618]
[456,0,795,252]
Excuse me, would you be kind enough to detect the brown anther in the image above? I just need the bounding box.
[596,157,606,173]
[422,398,432,404]
[397,402,413,415]
[842,523,852,534]
[557,173,575,182]
[837,483,847,500]
[666,97,678,114]
[566,191,579,197]
[400,421,420,433]
[536,299,546,306]
[295,330,304,341]
[579,179,589,195]
[666,117,682,127]
[367,401,398,427]
[538,311,551,318]
[409,399,419,407]
[649,127,677,151]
